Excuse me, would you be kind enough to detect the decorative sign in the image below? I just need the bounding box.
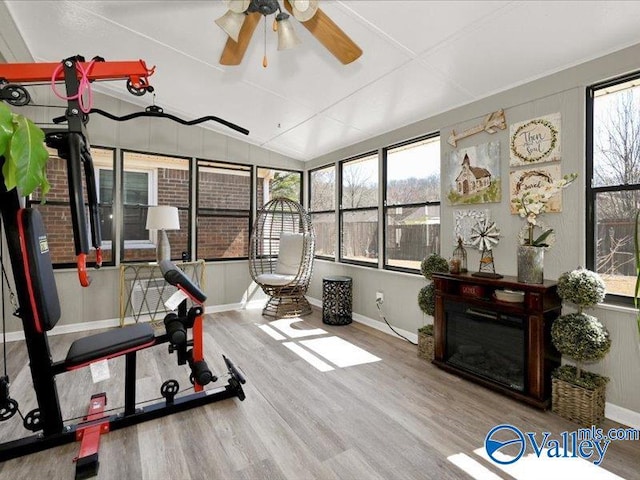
[509,164,562,214]
[509,113,561,166]
[454,209,488,246]
[448,109,506,147]
[446,141,501,205]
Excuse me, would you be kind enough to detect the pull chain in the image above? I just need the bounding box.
[262,16,268,68]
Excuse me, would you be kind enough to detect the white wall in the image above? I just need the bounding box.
[306,43,640,416]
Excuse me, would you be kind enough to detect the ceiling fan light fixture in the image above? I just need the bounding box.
[276,13,301,51]
[215,9,246,42]
[290,0,318,22]
[226,0,251,13]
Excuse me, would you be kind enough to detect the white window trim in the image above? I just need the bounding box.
[97,166,158,247]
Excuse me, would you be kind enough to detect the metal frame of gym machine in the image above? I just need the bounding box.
[0,56,246,473]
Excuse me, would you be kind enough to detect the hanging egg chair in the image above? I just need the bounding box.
[249,197,315,318]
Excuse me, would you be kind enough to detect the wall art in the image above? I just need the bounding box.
[509,164,563,214]
[446,141,501,205]
[453,209,489,246]
[509,112,561,166]
[447,109,506,147]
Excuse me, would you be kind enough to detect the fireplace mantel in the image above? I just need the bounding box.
[432,272,562,409]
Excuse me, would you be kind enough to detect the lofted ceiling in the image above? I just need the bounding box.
[4,1,640,161]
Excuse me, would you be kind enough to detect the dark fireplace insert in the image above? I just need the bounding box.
[444,299,526,392]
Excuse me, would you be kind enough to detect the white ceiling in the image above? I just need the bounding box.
[5,1,640,161]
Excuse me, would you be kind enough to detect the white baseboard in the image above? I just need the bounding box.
[307,296,418,344]
[605,402,640,429]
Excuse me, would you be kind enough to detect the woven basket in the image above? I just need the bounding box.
[552,377,606,427]
[417,332,434,361]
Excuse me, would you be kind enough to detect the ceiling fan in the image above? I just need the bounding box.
[215,0,362,67]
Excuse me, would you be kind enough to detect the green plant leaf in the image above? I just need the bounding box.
[1,155,17,191]
[0,103,14,158]
[533,228,553,246]
[10,114,49,196]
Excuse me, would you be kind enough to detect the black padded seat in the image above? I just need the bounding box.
[65,323,155,368]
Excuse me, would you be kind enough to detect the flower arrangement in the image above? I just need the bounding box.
[511,172,578,247]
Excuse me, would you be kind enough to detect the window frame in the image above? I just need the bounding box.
[195,158,253,262]
[99,165,158,251]
[382,133,441,274]
[308,163,337,260]
[586,71,640,306]
[256,165,303,208]
[338,151,380,268]
[27,145,117,269]
[120,148,192,263]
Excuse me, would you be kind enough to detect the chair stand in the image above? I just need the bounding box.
[262,294,312,318]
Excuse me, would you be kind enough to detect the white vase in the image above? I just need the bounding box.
[517,245,544,284]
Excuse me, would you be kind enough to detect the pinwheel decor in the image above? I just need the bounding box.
[469,219,503,278]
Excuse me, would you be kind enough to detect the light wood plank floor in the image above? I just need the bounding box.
[0,307,637,479]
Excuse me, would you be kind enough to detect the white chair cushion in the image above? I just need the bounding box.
[256,273,296,286]
[275,233,304,275]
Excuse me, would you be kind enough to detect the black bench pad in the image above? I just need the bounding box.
[65,323,155,368]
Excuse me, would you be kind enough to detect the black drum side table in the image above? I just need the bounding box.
[322,276,353,325]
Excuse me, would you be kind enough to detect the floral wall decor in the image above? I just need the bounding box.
[446,141,501,205]
[453,208,488,246]
[511,172,578,246]
[509,113,561,166]
[509,164,564,214]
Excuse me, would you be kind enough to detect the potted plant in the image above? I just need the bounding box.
[417,253,448,361]
[551,268,611,426]
[511,173,577,283]
[0,102,49,195]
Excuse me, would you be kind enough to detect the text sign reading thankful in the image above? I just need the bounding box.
[509,113,561,166]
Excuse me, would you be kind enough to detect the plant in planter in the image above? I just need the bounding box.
[0,102,49,196]
[416,253,448,360]
[551,267,611,426]
[512,172,577,284]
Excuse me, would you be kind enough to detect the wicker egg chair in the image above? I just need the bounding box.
[249,197,315,318]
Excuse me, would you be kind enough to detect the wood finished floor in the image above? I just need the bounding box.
[0,307,638,479]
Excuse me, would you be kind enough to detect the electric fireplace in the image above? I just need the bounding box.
[432,272,561,408]
[445,300,526,392]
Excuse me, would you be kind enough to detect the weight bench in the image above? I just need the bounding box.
[0,207,246,477]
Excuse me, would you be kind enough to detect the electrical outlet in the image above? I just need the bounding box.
[376,291,384,303]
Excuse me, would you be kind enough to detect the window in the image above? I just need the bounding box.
[384,135,441,272]
[29,147,115,267]
[196,160,252,260]
[340,153,379,265]
[257,167,302,208]
[121,151,190,262]
[587,74,640,303]
[309,165,336,258]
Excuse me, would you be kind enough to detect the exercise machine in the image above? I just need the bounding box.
[0,56,246,478]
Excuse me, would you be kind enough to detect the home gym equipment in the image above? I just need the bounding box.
[0,56,246,478]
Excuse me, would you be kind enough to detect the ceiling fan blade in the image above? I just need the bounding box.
[284,0,362,65]
[220,12,261,66]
